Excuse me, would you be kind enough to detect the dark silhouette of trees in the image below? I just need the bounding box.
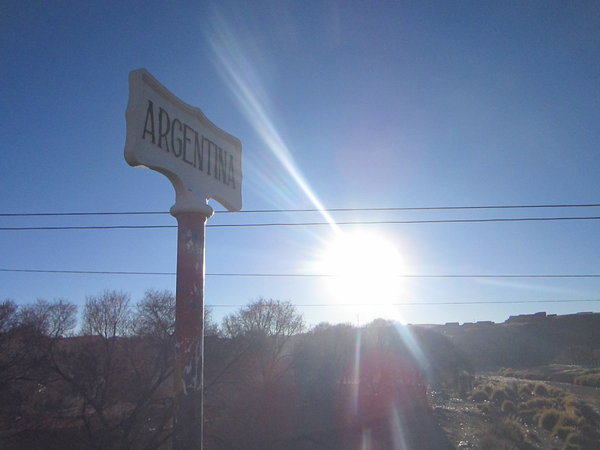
[0,299,32,421]
[0,298,79,448]
[206,298,305,449]
[0,292,502,450]
[133,289,175,339]
[222,297,304,378]
[17,299,77,338]
[0,300,17,332]
[46,291,174,449]
[293,322,355,407]
[222,297,304,343]
[0,300,24,387]
[81,290,132,338]
[410,326,473,393]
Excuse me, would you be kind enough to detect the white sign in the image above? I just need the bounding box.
[125,69,242,213]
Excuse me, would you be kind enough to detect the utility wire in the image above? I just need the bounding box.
[0,225,175,231]
[1,202,600,217]
[2,215,600,230]
[3,270,598,307]
[2,268,600,279]
[205,299,600,308]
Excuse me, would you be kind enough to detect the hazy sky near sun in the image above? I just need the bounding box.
[1,0,600,326]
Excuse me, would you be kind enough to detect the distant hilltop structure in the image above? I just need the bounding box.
[424,311,600,371]
[435,311,600,329]
[505,311,549,324]
[504,311,597,325]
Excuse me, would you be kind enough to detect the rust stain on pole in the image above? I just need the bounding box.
[173,211,208,450]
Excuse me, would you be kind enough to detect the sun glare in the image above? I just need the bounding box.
[317,231,406,319]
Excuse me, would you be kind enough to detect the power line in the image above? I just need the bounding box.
[1,215,600,231]
[0,268,175,276]
[209,216,600,227]
[1,202,600,217]
[0,225,175,231]
[3,269,598,307]
[205,299,600,308]
[0,211,167,217]
[2,268,600,279]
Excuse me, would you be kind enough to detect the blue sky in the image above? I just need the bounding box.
[1,0,599,326]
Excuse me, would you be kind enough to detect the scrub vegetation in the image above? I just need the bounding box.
[468,378,600,449]
[499,365,600,388]
[0,293,462,449]
[1,293,600,449]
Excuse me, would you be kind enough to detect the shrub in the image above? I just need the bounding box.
[518,383,534,397]
[563,444,582,450]
[502,400,517,414]
[562,395,581,409]
[574,373,600,387]
[524,397,554,410]
[557,412,582,429]
[552,425,573,440]
[538,408,560,431]
[577,403,600,422]
[518,402,528,411]
[533,383,548,396]
[491,388,507,405]
[579,424,597,438]
[471,390,489,403]
[561,396,599,423]
[477,403,491,414]
[518,408,536,425]
[498,367,512,376]
[500,417,526,443]
[480,418,527,449]
[565,430,587,448]
[548,387,563,397]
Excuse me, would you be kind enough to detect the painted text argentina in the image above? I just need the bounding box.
[141,100,237,190]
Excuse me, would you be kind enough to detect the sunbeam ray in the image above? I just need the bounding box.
[206,11,340,233]
[389,404,410,450]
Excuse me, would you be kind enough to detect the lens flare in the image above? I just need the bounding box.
[206,11,339,232]
[338,327,431,448]
[389,404,410,450]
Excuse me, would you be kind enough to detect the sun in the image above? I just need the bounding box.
[316,231,406,315]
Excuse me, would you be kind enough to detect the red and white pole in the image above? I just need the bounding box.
[171,205,213,450]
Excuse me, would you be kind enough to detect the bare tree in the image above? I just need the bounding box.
[0,299,17,333]
[134,289,218,338]
[0,300,25,388]
[81,290,132,338]
[204,306,220,338]
[0,299,79,448]
[207,299,305,448]
[222,297,304,342]
[221,298,304,382]
[293,322,356,401]
[134,289,175,339]
[18,298,77,338]
[47,290,175,449]
[0,299,78,387]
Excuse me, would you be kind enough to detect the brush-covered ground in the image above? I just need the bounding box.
[498,365,600,388]
[432,371,600,450]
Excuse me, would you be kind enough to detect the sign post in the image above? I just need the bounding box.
[171,209,209,449]
[124,69,242,449]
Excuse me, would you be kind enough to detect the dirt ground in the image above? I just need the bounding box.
[429,376,598,450]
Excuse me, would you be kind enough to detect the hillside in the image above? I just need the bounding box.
[414,312,600,371]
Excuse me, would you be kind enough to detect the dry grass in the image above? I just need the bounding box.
[469,377,600,448]
[574,373,600,388]
[479,417,533,450]
[499,365,600,387]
